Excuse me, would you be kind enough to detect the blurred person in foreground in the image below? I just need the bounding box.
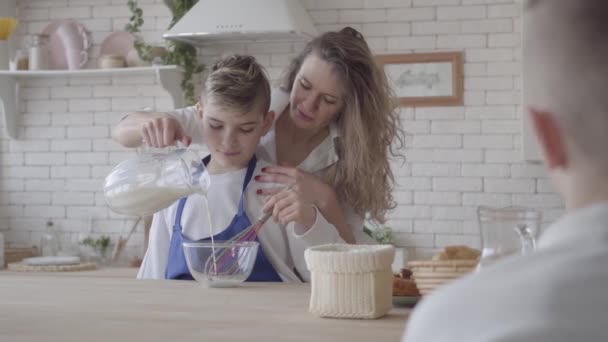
[403,1,608,341]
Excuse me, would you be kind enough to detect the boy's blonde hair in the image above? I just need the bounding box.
[282,27,405,224]
[202,55,271,115]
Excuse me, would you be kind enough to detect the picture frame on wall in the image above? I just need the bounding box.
[376,51,464,107]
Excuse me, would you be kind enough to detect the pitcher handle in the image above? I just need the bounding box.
[514,223,536,255]
[79,50,88,68]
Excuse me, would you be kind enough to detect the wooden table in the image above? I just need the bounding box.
[0,273,410,341]
[0,266,139,278]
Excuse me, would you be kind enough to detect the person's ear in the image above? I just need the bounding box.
[261,110,275,135]
[195,102,204,120]
[529,108,568,169]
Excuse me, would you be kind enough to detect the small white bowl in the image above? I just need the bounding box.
[183,241,259,288]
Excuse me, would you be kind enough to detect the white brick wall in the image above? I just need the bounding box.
[0,0,563,260]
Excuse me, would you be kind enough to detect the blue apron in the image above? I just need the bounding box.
[164,155,282,282]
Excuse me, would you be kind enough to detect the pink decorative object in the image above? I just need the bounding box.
[42,19,91,70]
[100,31,135,59]
[65,48,88,70]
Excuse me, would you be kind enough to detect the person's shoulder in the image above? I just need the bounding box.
[254,158,275,170]
[404,255,533,341]
[245,159,280,203]
[269,87,290,115]
[409,247,594,324]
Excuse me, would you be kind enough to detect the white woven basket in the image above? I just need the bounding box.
[305,244,395,319]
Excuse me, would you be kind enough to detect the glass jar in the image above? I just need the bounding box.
[476,206,540,271]
[104,147,210,217]
[15,48,29,70]
[40,219,61,257]
[28,33,49,70]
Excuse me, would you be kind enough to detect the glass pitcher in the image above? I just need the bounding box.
[476,206,541,270]
[104,146,210,217]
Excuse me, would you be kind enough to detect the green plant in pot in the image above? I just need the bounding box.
[80,235,112,264]
[363,224,395,245]
[125,0,205,105]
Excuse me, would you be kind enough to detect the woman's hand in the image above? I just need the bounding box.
[141,115,191,148]
[261,186,317,231]
[256,166,333,209]
[256,166,356,243]
[256,166,333,230]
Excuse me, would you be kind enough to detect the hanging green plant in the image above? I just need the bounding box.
[125,0,205,105]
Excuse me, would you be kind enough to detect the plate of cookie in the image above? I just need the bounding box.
[393,268,421,307]
[393,295,420,307]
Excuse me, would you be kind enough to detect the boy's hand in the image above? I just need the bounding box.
[141,115,191,148]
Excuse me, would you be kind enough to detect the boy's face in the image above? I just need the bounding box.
[197,100,273,172]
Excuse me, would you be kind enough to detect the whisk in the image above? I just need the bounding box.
[204,186,291,277]
[204,211,273,276]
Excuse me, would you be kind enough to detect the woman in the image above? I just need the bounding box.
[112,27,405,244]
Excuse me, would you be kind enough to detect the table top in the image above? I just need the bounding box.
[0,265,139,278]
[0,273,411,341]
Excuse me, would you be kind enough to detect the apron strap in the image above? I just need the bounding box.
[237,155,257,215]
[172,197,188,233]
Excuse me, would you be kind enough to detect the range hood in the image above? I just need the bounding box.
[163,0,318,46]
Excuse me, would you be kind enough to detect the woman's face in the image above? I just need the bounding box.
[289,54,346,132]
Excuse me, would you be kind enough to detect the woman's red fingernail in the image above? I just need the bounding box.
[254,175,261,181]
[256,189,262,195]
[261,167,267,172]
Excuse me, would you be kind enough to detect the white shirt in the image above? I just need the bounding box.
[165,88,373,245]
[403,202,608,342]
[137,159,345,281]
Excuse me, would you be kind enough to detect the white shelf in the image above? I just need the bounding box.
[0,65,178,77]
[0,65,185,140]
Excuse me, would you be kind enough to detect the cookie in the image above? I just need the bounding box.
[392,277,420,297]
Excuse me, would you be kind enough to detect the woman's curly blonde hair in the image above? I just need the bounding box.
[282,27,405,224]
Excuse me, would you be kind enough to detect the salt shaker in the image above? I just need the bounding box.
[29,34,49,70]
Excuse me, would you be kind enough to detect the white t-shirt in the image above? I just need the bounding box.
[137,158,346,281]
[165,88,373,245]
[402,202,608,342]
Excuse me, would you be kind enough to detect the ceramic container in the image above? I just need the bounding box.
[98,54,126,69]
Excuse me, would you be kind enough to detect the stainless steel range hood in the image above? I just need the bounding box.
[163,0,318,46]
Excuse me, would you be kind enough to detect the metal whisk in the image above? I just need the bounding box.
[203,211,273,277]
[204,186,292,277]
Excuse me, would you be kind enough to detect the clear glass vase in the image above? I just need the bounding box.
[476,206,541,270]
[40,220,61,257]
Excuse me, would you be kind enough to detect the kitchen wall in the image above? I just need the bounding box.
[0,0,563,260]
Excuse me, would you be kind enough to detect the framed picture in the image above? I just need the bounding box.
[376,52,464,107]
